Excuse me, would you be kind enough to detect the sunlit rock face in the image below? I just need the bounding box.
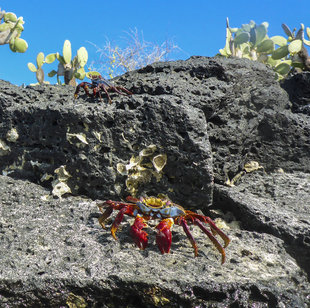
[0,56,309,307]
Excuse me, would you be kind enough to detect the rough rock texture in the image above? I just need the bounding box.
[0,78,213,208]
[120,56,310,182]
[0,175,309,308]
[281,71,310,115]
[0,56,310,307]
[214,171,310,279]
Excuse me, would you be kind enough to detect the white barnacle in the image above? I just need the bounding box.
[6,128,19,143]
[152,154,167,172]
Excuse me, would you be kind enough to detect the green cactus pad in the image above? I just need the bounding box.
[304,39,310,47]
[63,40,72,64]
[219,48,229,57]
[27,62,37,73]
[48,70,57,77]
[13,37,28,53]
[274,62,291,75]
[288,39,302,55]
[291,62,304,69]
[234,32,250,45]
[27,62,37,72]
[240,23,253,33]
[272,45,289,60]
[255,24,268,46]
[230,27,239,33]
[0,23,11,31]
[45,53,57,64]
[219,26,233,57]
[4,12,17,22]
[15,18,25,31]
[56,53,66,65]
[9,38,16,52]
[36,52,45,68]
[306,27,310,39]
[270,36,287,47]
[77,47,88,67]
[282,24,293,38]
[256,39,274,53]
[36,67,45,84]
[75,67,86,80]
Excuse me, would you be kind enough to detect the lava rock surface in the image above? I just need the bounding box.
[0,56,309,307]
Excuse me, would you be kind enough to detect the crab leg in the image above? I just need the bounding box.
[97,205,113,229]
[185,211,231,249]
[97,200,132,229]
[74,82,92,98]
[99,84,113,103]
[202,217,231,248]
[194,219,226,264]
[130,215,148,250]
[155,218,174,254]
[110,205,134,240]
[93,87,103,101]
[113,86,133,96]
[179,218,198,257]
[126,196,140,203]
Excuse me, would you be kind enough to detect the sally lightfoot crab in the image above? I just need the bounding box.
[97,196,230,264]
[74,72,132,103]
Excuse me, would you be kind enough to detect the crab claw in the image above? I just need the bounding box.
[156,218,174,254]
[130,216,148,250]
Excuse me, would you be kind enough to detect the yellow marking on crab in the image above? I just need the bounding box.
[143,197,167,208]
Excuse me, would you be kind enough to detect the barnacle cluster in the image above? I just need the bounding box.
[51,165,72,198]
[116,144,167,196]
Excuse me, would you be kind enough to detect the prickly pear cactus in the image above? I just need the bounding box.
[45,40,88,86]
[0,8,28,53]
[219,18,274,61]
[27,52,50,85]
[219,18,310,79]
[279,23,310,72]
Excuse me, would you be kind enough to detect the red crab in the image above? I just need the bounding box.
[97,196,230,264]
[74,72,132,103]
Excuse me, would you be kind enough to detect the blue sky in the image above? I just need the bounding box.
[1,0,309,85]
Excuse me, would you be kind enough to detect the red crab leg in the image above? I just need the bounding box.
[203,217,230,248]
[93,87,102,101]
[97,205,113,229]
[178,217,198,257]
[155,218,174,254]
[99,84,113,103]
[126,196,140,203]
[193,219,226,264]
[130,216,148,250]
[113,86,133,96]
[97,200,134,228]
[185,211,230,248]
[110,205,134,240]
[74,82,92,98]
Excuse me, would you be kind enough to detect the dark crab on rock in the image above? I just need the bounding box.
[98,196,231,264]
[74,71,132,103]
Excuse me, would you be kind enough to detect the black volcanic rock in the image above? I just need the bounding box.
[281,71,310,115]
[0,56,309,307]
[0,78,213,209]
[0,175,309,307]
[121,56,310,181]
